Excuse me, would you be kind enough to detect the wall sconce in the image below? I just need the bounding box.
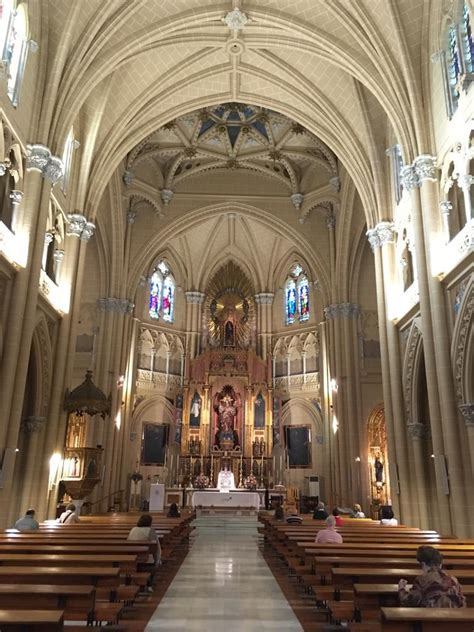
[355,456,361,462]
[330,378,338,392]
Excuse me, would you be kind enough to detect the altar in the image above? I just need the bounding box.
[191,490,260,511]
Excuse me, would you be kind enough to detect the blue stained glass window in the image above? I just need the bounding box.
[448,25,461,103]
[149,271,162,319]
[286,280,297,324]
[462,4,474,73]
[298,278,310,322]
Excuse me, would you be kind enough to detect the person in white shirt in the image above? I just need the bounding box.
[14,509,39,531]
[127,514,161,565]
[380,506,398,526]
[57,503,80,524]
[351,503,366,518]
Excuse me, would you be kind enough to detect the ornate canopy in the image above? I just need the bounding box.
[64,370,111,418]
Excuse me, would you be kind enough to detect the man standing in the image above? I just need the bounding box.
[14,509,39,531]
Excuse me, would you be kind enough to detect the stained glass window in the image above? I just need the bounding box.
[6,4,27,106]
[298,277,310,321]
[0,0,14,58]
[285,263,311,325]
[448,24,461,109]
[462,3,474,73]
[148,261,175,322]
[285,279,296,324]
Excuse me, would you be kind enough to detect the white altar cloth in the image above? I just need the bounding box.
[192,490,260,510]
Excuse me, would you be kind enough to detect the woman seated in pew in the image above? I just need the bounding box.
[313,501,329,520]
[332,508,343,526]
[128,514,162,566]
[314,515,343,544]
[398,546,466,608]
[380,505,398,526]
[350,503,365,519]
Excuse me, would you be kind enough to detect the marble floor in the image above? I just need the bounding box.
[145,515,303,632]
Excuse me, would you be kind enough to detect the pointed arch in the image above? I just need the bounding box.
[402,319,424,425]
[451,275,474,404]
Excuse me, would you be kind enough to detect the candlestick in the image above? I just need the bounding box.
[210,453,214,487]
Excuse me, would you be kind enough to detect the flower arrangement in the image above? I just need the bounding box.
[244,473,257,490]
[194,473,210,489]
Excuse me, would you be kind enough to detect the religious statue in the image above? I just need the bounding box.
[218,394,236,431]
[224,320,235,346]
[217,467,235,492]
[213,385,240,448]
[374,456,384,483]
[189,392,201,427]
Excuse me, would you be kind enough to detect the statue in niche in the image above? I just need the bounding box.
[374,456,384,483]
[224,320,235,346]
[254,392,265,428]
[400,228,414,291]
[189,392,201,427]
[213,385,240,448]
[218,393,236,432]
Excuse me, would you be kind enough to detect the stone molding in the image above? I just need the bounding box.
[459,403,474,428]
[21,415,46,433]
[97,297,135,314]
[127,210,137,224]
[366,221,395,251]
[400,155,437,191]
[326,213,336,229]
[26,143,64,183]
[324,302,359,320]
[290,193,304,210]
[161,189,174,205]
[254,292,274,305]
[66,214,96,241]
[407,422,426,440]
[185,291,206,304]
[329,176,340,192]
[123,170,134,186]
[223,8,249,31]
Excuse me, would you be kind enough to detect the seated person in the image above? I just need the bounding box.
[315,515,343,544]
[128,514,161,565]
[313,501,329,520]
[286,510,303,525]
[332,508,343,526]
[274,505,285,521]
[398,546,466,608]
[57,503,80,524]
[167,502,181,518]
[380,505,398,525]
[350,503,365,518]
[14,508,39,532]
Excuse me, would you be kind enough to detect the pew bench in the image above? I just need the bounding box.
[0,585,94,623]
[381,607,474,631]
[0,609,64,630]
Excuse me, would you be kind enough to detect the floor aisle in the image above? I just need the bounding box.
[145,515,304,631]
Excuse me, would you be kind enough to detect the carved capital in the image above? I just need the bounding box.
[21,415,46,433]
[185,291,206,304]
[324,302,359,320]
[459,403,474,428]
[127,210,137,224]
[326,213,336,230]
[407,422,426,440]
[81,221,95,241]
[413,154,437,183]
[44,232,54,246]
[223,8,249,31]
[44,155,64,184]
[254,292,274,305]
[66,214,95,241]
[290,192,304,210]
[366,221,396,251]
[53,249,65,263]
[440,201,453,215]
[400,164,419,191]
[458,174,474,191]
[123,170,134,186]
[26,144,63,183]
[9,190,23,206]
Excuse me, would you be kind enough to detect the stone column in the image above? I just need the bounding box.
[457,175,473,224]
[439,201,452,243]
[459,404,474,476]
[366,222,409,523]
[9,190,24,234]
[185,291,205,359]
[406,423,430,528]
[254,293,274,360]
[18,416,46,514]
[403,156,469,535]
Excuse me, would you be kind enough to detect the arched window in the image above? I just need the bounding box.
[461,3,474,74]
[5,4,28,106]
[285,263,310,325]
[61,127,76,194]
[0,0,14,57]
[447,23,462,112]
[148,260,175,322]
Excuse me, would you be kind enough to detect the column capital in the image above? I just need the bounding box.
[400,164,419,191]
[407,422,426,440]
[185,291,206,304]
[26,143,64,183]
[254,292,274,305]
[21,415,46,433]
[413,154,437,183]
[97,297,135,314]
[459,403,474,428]
[9,190,23,205]
[458,174,474,191]
[290,193,304,210]
[366,221,396,251]
[44,231,54,246]
[53,249,65,263]
[324,302,359,320]
[66,214,96,241]
[439,201,453,215]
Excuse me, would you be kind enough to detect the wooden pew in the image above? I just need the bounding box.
[354,583,474,621]
[0,553,138,571]
[381,607,474,631]
[0,585,95,623]
[0,566,120,588]
[332,567,474,590]
[0,609,64,630]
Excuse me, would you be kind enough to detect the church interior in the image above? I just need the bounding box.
[0,0,473,630]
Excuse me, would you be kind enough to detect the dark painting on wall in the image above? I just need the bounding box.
[285,425,311,468]
[141,423,169,465]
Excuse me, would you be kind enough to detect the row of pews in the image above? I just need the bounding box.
[259,514,474,632]
[0,511,194,630]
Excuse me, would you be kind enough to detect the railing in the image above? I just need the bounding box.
[83,488,125,514]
